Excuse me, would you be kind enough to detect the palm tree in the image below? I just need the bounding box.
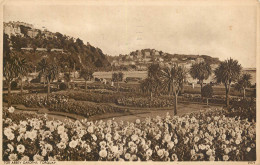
[161,64,187,115]
[214,58,242,106]
[189,62,212,97]
[140,77,161,101]
[17,58,29,95]
[234,73,252,99]
[38,58,48,86]
[3,54,22,107]
[38,60,59,101]
[80,68,94,91]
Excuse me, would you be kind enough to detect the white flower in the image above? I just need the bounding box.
[131,134,138,141]
[42,149,47,156]
[99,149,107,158]
[20,156,30,161]
[7,144,14,152]
[8,106,15,113]
[7,133,15,140]
[111,146,118,153]
[125,153,131,160]
[146,149,153,156]
[235,139,240,145]
[209,156,215,161]
[167,141,174,149]
[57,126,65,134]
[223,155,229,161]
[8,153,17,161]
[157,149,164,157]
[17,144,25,153]
[246,147,251,152]
[69,140,78,148]
[164,134,171,143]
[136,119,140,124]
[87,126,94,133]
[57,142,66,149]
[33,154,44,161]
[4,128,12,137]
[92,134,97,141]
[45,144,53,151]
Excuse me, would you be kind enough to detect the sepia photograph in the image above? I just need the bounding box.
[1,0,259,164]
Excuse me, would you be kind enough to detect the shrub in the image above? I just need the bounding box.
[11,81,18,89]
[201,84,213,98]
[59,83,67,90]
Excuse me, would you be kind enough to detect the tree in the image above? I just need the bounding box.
[118,72,124,82]
[38,58,48,86]
[189,62,212,97]
[145,64,162,100]
[80,68,94,91]
[201,84,213,105]
[140,77,161,101]
[63,73,71,89]
[38,60,59,101]
[17,58,29,95]
[234,73,252,99]
[3,54,23,107]
[112,73,119,91]
[161,64,187,115]
[214,58,242,106]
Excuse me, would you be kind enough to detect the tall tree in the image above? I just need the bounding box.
[80,68,94,91]
[38,58,48,86]
[112,73,119,91]
[214,58,242,106]
[161,64,187,115]
[3,54,23,107]
[189,62,212,97]
[140,77,161,101]
[234,73,252,99]
[38,59,59,101]
[17,58,29,95]
[63,73,71,89]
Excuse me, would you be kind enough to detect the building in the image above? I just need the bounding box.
[21,48,33,51]
[36,48,47,51]
[27,29,39,38]
[51,48,64,52]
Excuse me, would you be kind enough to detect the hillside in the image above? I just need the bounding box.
[108,48,220,71]
[3,21,111,72]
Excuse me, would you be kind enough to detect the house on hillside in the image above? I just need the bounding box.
[36,48,47,51]
[21,48,33,51]
[27,29,39,38]
[196,57,204,63]
[51,48,64,52]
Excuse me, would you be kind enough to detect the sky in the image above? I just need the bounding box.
[3,0,257,68]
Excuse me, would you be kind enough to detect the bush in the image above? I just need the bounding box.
[11,81,18,89]
[201,84,213,98]
[59,83,67,90]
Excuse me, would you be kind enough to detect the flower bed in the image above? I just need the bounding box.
[3,107,256,161]
[3,94,127,118]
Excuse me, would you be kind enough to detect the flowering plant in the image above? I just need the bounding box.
[3,107,256,161]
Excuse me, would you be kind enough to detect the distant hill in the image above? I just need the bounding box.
[3,21,111,72]
[108,48,220,71]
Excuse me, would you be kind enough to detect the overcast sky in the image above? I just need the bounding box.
[3,0,257,68]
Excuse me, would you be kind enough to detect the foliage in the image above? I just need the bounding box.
[80,68,94,81]
[189,62,212,95]
[214,58,242,106]
[234,73,252,98]
[201,84,213,98]
[59,83,67,90]
[161,64,187,115]
[11,81,18,89]
[3,107,256,161]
